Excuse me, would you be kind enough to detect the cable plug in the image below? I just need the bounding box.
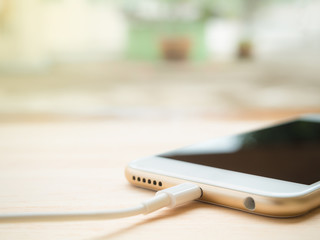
[142,183,202,214]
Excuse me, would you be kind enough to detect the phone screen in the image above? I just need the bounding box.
[160,120,320,185]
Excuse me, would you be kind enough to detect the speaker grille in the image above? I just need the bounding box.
[132,175,163,187]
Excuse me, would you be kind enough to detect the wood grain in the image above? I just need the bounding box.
[0,118,319,240]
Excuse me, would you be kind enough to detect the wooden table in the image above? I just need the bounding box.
[0,116,319,240]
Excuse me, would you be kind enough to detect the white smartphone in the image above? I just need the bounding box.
[126,115,320,217]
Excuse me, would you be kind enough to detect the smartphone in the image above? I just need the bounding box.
[125,115,320,217]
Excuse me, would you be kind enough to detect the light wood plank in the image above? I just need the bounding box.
[0,119,319,240]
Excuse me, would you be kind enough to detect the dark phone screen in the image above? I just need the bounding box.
[160,120,320,185]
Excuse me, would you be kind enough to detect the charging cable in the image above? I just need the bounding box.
[0,183,202,223]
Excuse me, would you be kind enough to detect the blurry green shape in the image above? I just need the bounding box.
[123,0,256,61]
[126,21,207,61]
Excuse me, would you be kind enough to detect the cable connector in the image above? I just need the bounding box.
[142,183,202,214]
[0,183,202,223]
[157,183,203,207]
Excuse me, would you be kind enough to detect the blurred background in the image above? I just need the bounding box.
[0,0,320,121]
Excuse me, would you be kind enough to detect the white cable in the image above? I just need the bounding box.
[0,183,202,223]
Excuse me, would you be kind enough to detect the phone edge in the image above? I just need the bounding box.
[125,166,320,218]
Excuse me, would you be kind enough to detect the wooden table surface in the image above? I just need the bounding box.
[0,116,319,240]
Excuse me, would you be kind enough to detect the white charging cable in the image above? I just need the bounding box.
[0,183,202,223]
